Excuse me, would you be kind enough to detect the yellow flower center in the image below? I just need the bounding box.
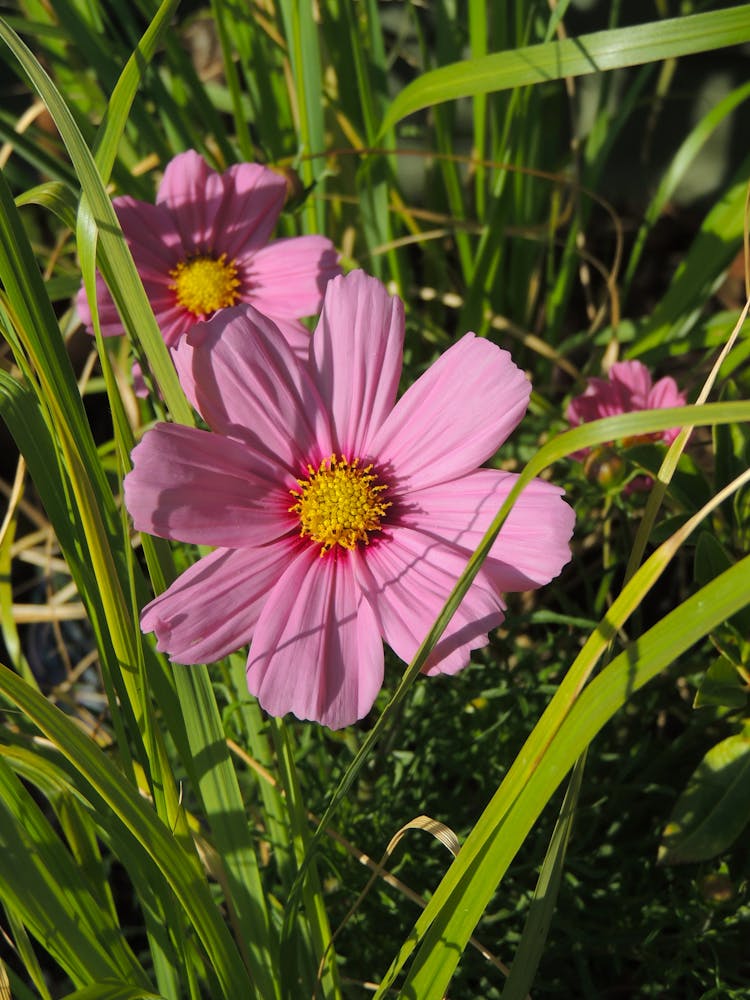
[169,253,241,317]
[289,455,390,555]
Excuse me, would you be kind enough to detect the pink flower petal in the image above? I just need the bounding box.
[157,304,196,348]
[566,377,626,426]
[354,526,505,677]
[567,360,687,457]
[608,361,653,408]
[310,270,405,457]
[155,150,214,250]
[141,542,292,664]
[124,423,293,547]
[647,374,685,410]
[242,236,340,318]
[173,305,332,470]
[156,152,287,257]
[76,273,123,337]
[264,316,313,361]
[398,469,574,592]
[247,547,383,728]
[216,162,288,257]
[369,334,530,491]
[114,197,183,267]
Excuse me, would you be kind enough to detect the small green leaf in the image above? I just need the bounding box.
[693,655,748,711]
[694,531,733,585]
[659,730,750,865]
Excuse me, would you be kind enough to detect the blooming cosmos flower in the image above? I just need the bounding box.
[124,271,575,728]
[77,149,340,382]
[566,360,687,489]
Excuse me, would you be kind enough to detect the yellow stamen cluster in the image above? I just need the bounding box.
[169,252,241,317]
[289,455,390,556]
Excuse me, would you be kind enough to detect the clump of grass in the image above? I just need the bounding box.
[1,2,749,998]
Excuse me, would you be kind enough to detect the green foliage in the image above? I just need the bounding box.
[1,1,749,998]
[659,726,750,865]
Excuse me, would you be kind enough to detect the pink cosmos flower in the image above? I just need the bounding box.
[124,271,575,729]
[77,149,340,385]
[567,361,686,453]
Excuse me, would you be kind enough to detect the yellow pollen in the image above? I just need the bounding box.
[169,253,241,317]
[289,455,390,556]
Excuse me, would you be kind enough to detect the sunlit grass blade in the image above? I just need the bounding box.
[383,549,750,997]
[276,0,325,233]
[170,663,282,1000]
[622,80,750,302]
[0,661,254,999]
[0,15,194,424]
[631,168,750,360]
[378,6,750,135]
[15,179,78,228]
[283,400,750,951]
[501,753,585,1000]
[60,985,163,1000]
[0,755,152,989]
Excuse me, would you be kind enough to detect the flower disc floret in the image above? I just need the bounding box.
[169,253,241,317]
[290,455,390,555]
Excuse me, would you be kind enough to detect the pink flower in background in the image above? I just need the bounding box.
[124,271,575,729]
[567,360,686,453]
[77,150,340,379]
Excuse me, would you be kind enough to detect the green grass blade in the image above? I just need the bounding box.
[623,79,750,300]
[630,167,750,360]
[378,6,750,135]
[0,755,152,988]
[501,753,585,1000]
[15,179,78,229]
[277,0,326,233]
[0,15,194,425]
[389,553,750,997]
[209,0,253,161]
[272,720,340,1000]
[0,661,254,999]
[171,664,282,1000]
[61,986,163,1000]
[3,904,53,1000]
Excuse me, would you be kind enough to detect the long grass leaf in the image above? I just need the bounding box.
[0,755,151,988]
[378,6,750,135]
[390,553,750,997]
[0,661,254,999]
[0,16,194,424]
[283,401,750,950]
